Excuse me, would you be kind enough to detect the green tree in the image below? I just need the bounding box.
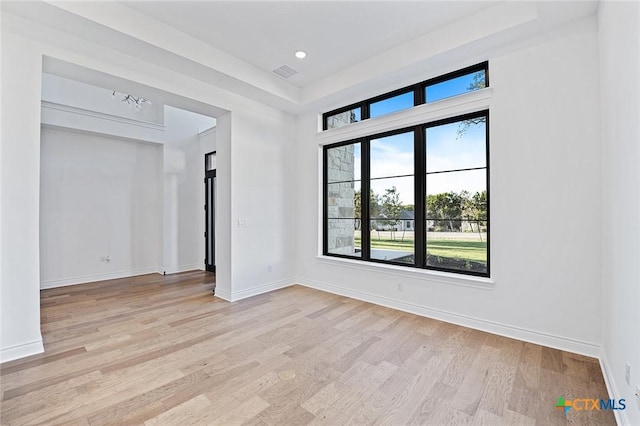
[456,71,487,138]
[471,191,487,220]
[355,189,381,231]
[369,189,381,218]
[464,190,487,240]
[468,71,486,91]
[426,191,465,231]
[381,186,403,240]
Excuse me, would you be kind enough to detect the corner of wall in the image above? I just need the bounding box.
[227,278,296,302]
[0,337,44,364]
[599,348,631,426]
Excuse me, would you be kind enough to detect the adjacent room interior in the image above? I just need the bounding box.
[38,65,218,288]
[1,1,638,425]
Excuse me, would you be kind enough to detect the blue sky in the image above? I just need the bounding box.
[342,70,484,125]
[426,72,484,103]
[330,71,486,205]
[370,92,413,118]
[367,71,484,119]
[332,118,486,206]
[370,131,414,204]
[426,120,486,173]
[368,120,486,205]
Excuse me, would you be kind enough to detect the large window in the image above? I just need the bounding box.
[323,63,490,276]
[323,111,489,277]
[424,114,488,275]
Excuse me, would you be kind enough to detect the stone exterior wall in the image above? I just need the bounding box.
[327,110,357,129]
[327,145,356,255]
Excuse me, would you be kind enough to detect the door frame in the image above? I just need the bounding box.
[204,151,216,273]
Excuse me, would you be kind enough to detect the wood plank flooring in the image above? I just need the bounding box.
[0,271,615,425]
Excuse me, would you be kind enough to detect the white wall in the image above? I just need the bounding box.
[40,96,216,283]
[186,102,298,303]
[296,18,603,356]
[0,32,45,362]
[599,2,640,424]
[224,108,297,300]
[161,106,216,274]
[39,128,163,288]
[214,113,232,298]
[0,18,296,360]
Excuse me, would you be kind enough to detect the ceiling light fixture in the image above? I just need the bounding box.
[112,90,151,111]
[294,50,307,59]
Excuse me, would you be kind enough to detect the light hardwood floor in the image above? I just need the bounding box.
[1,271,615,425]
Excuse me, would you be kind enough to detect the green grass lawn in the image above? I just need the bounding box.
[426,238,487,264]
[354,234,487,264]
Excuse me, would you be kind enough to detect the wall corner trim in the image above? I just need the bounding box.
[213,288,232,301]
[599,349,630,426]
[0,338,44,364]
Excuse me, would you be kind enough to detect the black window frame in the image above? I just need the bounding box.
[368,87,417,120]
[323,110,490,278]
[324,105,364,130]
[323,61,488,131]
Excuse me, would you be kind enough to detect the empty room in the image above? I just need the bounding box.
[1,1,638,425]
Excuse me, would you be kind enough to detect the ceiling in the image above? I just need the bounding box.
[2,1,600,113]
[121,1,499,88]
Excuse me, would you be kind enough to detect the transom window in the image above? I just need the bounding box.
[323,62,487,130]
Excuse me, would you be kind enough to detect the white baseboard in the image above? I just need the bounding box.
[162,264,203,275]
[0,338,44,363]
[40,267,160,289]
[214,287,232,301]
[297,277,601,358]
[600,349,630,426]
[213,278,295,302]
[228,278,295,302]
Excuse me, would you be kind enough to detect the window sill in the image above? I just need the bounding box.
[316,255,494,290]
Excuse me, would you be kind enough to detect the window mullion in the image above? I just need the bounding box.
[414,127,426,267]
[361,139,371,260]
[414,83,424,106]
[322,148,329,254]
[485,111,490,277]
[361,101,370,121]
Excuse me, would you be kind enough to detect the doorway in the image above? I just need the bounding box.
[205,151,216,274]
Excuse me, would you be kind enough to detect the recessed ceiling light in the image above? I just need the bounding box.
[294,50,307,59]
